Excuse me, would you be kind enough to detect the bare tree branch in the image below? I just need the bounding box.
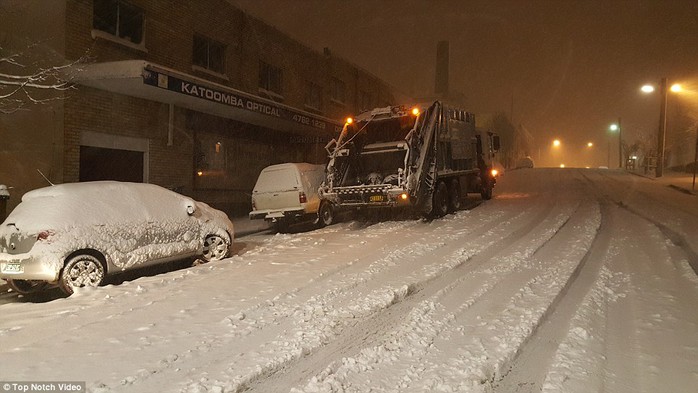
[0,42,91,114]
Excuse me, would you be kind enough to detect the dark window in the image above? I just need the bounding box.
[259,61,283,95]
[193,35,226,74]
[305,82,322,111]
[331,77,346,103]
[360,90,372,111]
[93,0,144,44]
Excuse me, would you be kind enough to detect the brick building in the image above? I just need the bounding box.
[0,0,397,217]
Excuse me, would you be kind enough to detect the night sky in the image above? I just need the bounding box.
[229,0,698,167]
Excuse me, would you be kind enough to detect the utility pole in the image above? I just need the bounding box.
[691,127,698,191]
[617,117,623,169]
[656,77,668,177]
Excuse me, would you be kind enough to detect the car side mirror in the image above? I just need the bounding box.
[186,205,196,216]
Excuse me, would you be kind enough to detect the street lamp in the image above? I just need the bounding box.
[609,119,622,169]
[641,78,682,177]
[553,139,561,147]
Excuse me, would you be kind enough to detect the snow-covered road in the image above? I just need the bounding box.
[1,169,697,393]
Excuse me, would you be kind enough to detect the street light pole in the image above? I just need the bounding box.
[691,127,698,191]
[617,117,622,169]
[656,77,668,177]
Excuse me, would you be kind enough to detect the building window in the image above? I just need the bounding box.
[93,0,144,44]
[193,34,226,74]
[331,77,346,104]
[305,82,322,111]
[259,61,283,96]
[360,90,373,111]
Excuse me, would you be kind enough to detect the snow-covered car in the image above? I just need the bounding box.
[249,163,333,232]
[0,181,234,295]
[516,156,535,169]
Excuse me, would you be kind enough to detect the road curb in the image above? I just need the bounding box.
[668,184,696,196]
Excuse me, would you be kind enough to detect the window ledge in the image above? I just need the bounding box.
[258,88,284,102]
[330,98,346,106]
[192,65,229,81]
[91,29,148,53]
[304,104,323,115]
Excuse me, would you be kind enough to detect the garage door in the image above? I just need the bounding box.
[79,146,144,182]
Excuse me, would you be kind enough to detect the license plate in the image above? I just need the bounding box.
[369,195,386,202]
[2,261,23,274]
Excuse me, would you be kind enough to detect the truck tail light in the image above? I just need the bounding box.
[299,192,307,204]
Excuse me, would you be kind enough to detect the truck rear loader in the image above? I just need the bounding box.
[320,101,500,217]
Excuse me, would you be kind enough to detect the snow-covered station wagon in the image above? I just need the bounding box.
[0,181,234,295]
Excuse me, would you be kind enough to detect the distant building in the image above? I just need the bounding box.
[0,0,396,216]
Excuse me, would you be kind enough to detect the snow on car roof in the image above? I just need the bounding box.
[6,181,194,232]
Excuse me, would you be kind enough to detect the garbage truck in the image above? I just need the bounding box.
[319,101,500,217]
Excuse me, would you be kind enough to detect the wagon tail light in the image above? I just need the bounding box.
[299,192,307,204]
[251,197,257,211]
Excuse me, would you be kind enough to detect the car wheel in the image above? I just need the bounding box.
[202,234,229,262]
[7,279,48,295]
[448,179,461,212]
[317,202,334,228]
[432,181,449,217]
[59,254,105,295]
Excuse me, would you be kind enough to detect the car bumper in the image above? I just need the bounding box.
[0,253,60,282]
[249,208,306,221]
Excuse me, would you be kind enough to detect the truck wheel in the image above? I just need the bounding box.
[317,202,334,228]
[448,180,461,212]
[481,179,493,200]
[274,221,290,233]
[432,181,449,217]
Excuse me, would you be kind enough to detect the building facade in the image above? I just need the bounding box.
[0,0,396,217]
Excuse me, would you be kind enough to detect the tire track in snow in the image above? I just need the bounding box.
[287,199,595,393]
[500,170,698,393]
[246,196,583,392]
[491,199,610,393]
[582,171,698,275]
[119,197,562,393]
[540,198,698,392]
[96,204,537,393]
